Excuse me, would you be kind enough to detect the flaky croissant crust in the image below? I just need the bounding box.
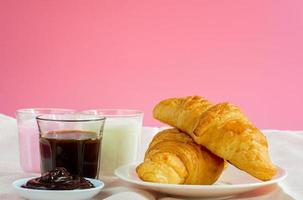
[136,128,225,185]
[153,96,277,181]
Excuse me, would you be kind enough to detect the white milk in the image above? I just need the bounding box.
[99,118,142,177]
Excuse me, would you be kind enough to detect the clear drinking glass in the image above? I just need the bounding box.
[82,109,143,179]
[36,114,105,178]
[16,108,75,173]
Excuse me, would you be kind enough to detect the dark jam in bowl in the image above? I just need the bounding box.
[22,167,94,190]
[40,130,101,179]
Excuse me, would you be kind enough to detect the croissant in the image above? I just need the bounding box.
[153,96,277,181]
[136,128,225,185]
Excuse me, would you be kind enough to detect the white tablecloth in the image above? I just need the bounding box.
[0,114,302,200]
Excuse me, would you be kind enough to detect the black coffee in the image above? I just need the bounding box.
[39,130,101,178]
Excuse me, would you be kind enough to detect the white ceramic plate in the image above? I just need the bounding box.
[12,177,104,200]
[115,163,287,199]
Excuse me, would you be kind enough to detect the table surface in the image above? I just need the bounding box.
[0,115,302,200]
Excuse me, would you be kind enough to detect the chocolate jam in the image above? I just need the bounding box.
[22,167,94,190]
[40,130,101,178]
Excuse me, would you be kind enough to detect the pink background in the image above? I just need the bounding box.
[1,0,302,129]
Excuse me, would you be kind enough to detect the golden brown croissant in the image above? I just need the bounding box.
[153,96,277,181]
[136,128,225,185]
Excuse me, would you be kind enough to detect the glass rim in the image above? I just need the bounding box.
[16,108,75,114]
[36,114,105,122]
[82,109,143,118]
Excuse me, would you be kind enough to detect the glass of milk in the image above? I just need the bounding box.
[82,109,143,179]
[16,108,75,173]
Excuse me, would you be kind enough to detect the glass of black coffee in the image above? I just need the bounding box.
[36,114,105,179]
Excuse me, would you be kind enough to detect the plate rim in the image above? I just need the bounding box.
[114,163,287,190]
[12,177,105,193]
